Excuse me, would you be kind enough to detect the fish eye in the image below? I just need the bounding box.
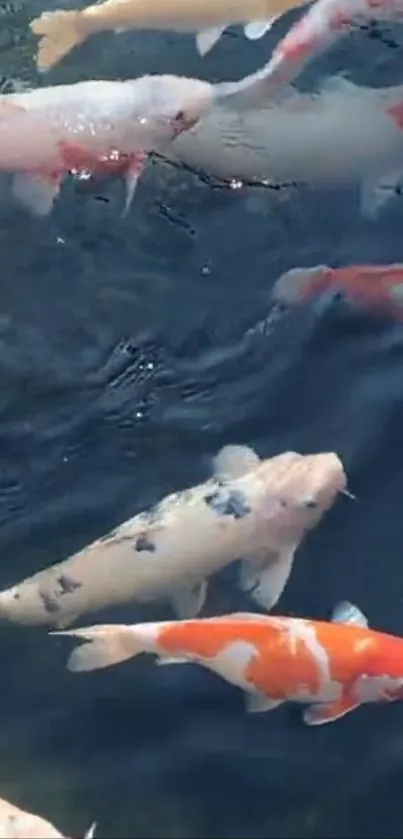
[174,110,185,122]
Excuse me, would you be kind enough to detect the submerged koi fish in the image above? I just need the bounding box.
[55,602,403,726]
[29,0,309,73]
[0,796,95,839]
[0,75,213,216]
[0,445,346,627]
[169,76,403,219]
[272,263,403,317]
[214,0,403,103]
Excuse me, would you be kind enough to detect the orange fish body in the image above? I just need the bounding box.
[56,602,403,726]
[272,263,403,319]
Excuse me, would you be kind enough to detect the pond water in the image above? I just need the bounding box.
[0,4,403,837]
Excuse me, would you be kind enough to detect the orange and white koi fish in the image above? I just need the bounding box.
[214,0,403,103]
[29,0,309,73]
[0,446,346,627]
[171,77,403,219]
[0,75,213,217]
[54,602,403,726]
[272,263,403,317]
[0,796,95,839]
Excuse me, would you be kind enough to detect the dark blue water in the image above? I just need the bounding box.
[1,5,403,838]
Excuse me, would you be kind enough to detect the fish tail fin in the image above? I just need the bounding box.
[30,10,85,72]
[51,624,146,672]
[84,822,97,839]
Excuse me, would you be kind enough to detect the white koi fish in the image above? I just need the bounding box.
[54,603,403,726]
[29,0,309,73]
[0,796,95,839]
[169,76,403,219]
[0,445,346,627]
[0,75,214,216]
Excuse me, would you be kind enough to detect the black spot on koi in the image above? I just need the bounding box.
[135,535,156,553]
[204,488,252,520]
[57,575,82,595]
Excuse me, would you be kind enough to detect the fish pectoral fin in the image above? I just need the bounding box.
[360,169,403,220]
[84,822,97,839]
[212,444,260,480]
[239,544,296,611]
[12,171,61,216]
[243,19,276,39]
[157,655,189,666]
[196,25,226,56]
[331,600,368,628]
[122,154,148,217]
[303,696,361,726]
[170,579,208,619]
[245,693,284,713]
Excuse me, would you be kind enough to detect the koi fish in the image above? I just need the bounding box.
[29,0,309,73]
[169,76,403,219]
[272,263,403,317]
[0,445,346,628]
[214,0,403,103]
[54,602,403,726]
[0,75,214,217]
[0,796,95,839]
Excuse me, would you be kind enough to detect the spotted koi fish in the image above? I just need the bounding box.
[0,796,95,839]
[0,445,345,628]
[0,75,213,216]
[54,603,403,726]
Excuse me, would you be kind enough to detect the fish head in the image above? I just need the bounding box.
[272,266,330,305]
[257,451,346,542]
[126,75,213,147]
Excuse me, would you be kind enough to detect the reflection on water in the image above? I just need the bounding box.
[0,2,403,837]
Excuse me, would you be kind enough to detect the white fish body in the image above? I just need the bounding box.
[0,796,95,839]
[172,77,403,218]
[29,0,309,72]
[0,446,346,627]
[0,75,214,215]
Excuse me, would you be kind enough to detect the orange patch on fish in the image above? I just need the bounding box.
[244,619,323,698]
[158,616,277,659]
[58,140,140,176]
[386,102,403,129]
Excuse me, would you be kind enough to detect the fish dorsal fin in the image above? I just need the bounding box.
[331,600,368,628]
[222,611,273,621]
[196,25,226,56]
[243,19,276,40]
[212,444,260,480]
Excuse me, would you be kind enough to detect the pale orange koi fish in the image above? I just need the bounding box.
[0,796,95,839]
[30,0,309,73]
[54,603,403,726]
[0,445,345,627]
[0,75,213,216]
